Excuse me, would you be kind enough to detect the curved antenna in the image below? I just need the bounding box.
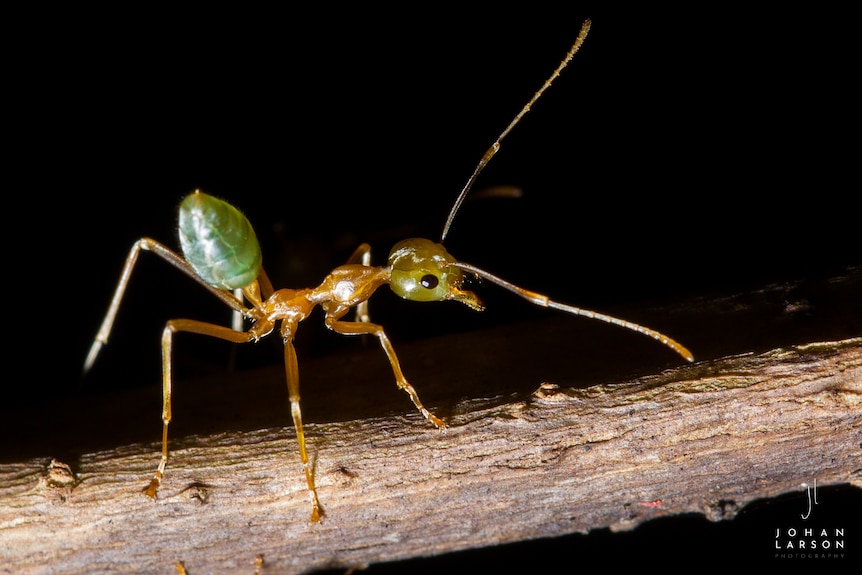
[440,19,592,242]
[449,261,695,362]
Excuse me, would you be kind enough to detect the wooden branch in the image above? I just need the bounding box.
[2,270,861,573]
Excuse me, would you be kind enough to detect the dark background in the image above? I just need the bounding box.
[6,7,860,570]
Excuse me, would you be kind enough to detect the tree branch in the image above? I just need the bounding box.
[2,269,861,574]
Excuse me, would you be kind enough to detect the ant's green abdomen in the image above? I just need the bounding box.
[178,190,262,290]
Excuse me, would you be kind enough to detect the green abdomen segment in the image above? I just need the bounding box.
[178,191,262,290]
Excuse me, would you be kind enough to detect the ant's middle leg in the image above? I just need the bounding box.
[281,332,323,522]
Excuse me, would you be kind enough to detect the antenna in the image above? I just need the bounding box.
[440,19,591,242]
[449,261,695,362]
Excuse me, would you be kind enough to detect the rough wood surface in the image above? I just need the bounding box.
[2,269,861,574]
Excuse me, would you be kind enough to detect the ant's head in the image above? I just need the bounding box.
[387,238,484,311]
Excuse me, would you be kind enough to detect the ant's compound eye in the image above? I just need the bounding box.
[387,238,484,310]
[420,274,439,289]
[388,238,461,302]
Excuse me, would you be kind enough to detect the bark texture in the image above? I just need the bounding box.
[2,268,860,574]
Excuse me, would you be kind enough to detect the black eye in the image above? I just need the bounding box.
[420,274,439,289]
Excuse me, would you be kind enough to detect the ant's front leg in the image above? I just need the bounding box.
[325,315,445,430]
[344,243,372,324]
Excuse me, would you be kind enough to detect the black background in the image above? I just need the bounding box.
[6,7,860,571]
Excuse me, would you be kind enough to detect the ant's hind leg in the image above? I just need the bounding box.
[84,238,249,375]
[143,318,252,499]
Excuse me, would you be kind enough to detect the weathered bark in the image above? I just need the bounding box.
[1,269,860,574]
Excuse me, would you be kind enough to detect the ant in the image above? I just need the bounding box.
[84,19,692,523]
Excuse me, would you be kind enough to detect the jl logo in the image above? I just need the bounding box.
[801,479,818,520]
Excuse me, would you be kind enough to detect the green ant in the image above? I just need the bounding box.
[85,19,692,522]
